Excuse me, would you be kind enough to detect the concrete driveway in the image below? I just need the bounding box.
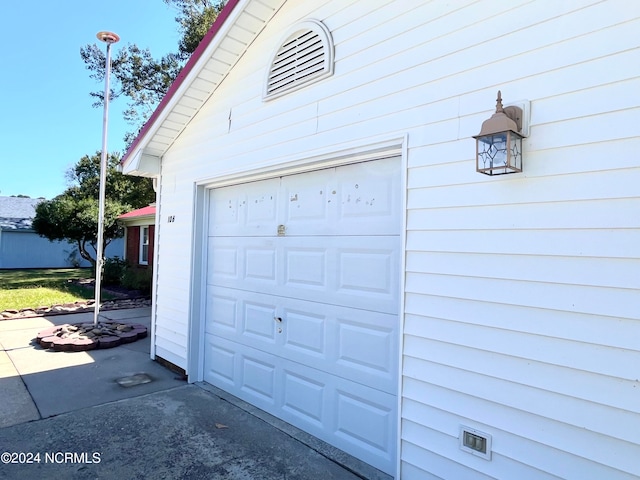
[0,308,389,479]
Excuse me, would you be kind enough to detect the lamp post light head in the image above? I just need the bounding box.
[96,31,120,44]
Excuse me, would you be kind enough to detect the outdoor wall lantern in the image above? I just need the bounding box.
[473,90,525,176]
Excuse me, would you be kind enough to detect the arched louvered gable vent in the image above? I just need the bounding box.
[264,20,334,100]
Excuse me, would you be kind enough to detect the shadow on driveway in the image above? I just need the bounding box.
[0,308,388,479]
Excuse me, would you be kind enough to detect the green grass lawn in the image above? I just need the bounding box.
[0,268,98,312]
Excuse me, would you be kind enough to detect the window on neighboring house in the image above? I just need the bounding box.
[139,226,149,265]
[263,19,334,100]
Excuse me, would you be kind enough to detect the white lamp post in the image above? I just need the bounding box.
[93,31,119,326]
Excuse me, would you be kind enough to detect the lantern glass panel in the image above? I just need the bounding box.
[476,131,522,175]
[508,131,523,172]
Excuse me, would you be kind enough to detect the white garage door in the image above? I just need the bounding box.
[203,157,401,474]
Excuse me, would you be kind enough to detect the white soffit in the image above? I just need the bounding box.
[133,0,285,160]
[121,149,161,177]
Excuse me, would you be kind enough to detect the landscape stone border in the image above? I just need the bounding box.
[0,298,151,320]
[36,321,148,352]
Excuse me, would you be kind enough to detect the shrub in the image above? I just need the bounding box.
[103,256,128,285]
[121,267,152,295]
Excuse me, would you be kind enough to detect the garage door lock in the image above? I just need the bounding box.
[274,316,283,334]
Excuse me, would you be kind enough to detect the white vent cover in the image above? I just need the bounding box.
[264,20,334,100]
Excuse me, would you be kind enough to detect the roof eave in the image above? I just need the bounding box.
[121,149,161,177]
[120,0,243,170]
[119,214,155,224]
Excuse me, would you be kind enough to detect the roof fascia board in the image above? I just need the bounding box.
[0,228,35,233]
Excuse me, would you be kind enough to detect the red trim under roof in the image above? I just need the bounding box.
[120,0,241,165]
[118,205,156,219]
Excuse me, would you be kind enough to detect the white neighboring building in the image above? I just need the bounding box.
[122,1,640,478]
[0,196,122,269]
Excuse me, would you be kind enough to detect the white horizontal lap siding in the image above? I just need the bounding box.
[148,0,640,476]
[176,4,445,174]
[153,312,190,366]
[152,153,202,370]
[402,0,640,477]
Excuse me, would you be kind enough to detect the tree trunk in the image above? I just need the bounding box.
[77,240,96,269]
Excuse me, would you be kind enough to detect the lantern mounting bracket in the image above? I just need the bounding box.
[502,105,522,132]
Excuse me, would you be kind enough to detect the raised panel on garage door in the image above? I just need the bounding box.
[203,157,400,475]
[209,177,280,237]
[210,157,400,237]
[206,287,398,394]
[207,235,399,314]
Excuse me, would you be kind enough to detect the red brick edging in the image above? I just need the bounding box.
[36,322,148,352]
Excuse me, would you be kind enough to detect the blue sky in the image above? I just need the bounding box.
[0,1,181,199]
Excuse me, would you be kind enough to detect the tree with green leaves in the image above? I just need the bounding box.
[32,152,155,268]
[41,2,223,268]
[80,0,226,145]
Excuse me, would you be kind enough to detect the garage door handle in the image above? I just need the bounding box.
[274,316,283,323]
